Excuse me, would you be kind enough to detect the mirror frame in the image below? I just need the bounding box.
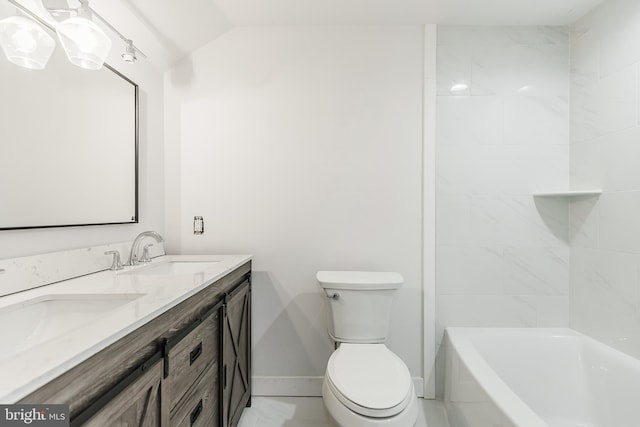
[0,6,139,231]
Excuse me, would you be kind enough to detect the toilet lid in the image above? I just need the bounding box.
[316,271,403,290]
[326,344,412,417]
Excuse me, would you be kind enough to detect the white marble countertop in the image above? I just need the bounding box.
[0,254,252,403]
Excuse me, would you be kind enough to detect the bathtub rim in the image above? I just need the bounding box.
[444,327,582,427]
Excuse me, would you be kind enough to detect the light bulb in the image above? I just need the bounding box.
[71,25,98,52]
[56,16,111,70]
[11,29,38,53]
[0,16,56,70]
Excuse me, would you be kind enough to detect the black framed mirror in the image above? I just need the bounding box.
[0,1,138,230]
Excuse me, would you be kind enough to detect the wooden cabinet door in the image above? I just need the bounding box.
[220,280,251,427]
[82,359,163,427]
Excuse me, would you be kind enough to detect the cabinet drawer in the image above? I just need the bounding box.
[166,312,218,410]
[170,365,218,427]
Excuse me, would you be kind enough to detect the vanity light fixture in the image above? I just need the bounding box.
[55,0,111,70]
[1,0,147,71]
[54,0,147,69]
[0,14,55,70]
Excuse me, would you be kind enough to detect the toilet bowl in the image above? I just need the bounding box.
[317,271,418,427]
[322,343,418,426]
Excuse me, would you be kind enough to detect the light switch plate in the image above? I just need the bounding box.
[194,216,204,235]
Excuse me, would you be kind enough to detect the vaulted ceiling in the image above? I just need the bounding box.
[118,0,605,70]
[8,0,606,70]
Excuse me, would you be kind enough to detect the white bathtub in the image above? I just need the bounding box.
[444,328,640,427]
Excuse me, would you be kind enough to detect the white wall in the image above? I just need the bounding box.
[165,26,425,394]
[0,43,165,261]
[435,26,571,391]
[570,0,640,358]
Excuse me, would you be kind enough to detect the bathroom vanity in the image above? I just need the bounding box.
[0,254,252,427]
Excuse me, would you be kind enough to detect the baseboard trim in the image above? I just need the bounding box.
[252,376,425,398]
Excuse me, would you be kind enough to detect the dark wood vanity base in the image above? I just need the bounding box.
[19,261,252,427]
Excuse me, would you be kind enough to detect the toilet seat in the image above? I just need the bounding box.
[326,344,413,418]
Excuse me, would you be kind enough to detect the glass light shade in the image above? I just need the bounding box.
[56,16,111,70]
[0,16,55,70]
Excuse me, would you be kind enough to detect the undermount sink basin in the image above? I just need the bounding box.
[125,261,219,276]
[0,293,144,361]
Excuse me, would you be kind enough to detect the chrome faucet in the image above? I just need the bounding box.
[127,231,164,266]
[104,250,124,271]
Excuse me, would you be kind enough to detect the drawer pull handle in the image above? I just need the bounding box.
[190,399,203,426]
[190,342,203,365]
[223,364,227,389]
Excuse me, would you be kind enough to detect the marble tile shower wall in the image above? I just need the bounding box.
[435,27,571,348]
[570,0,640,358]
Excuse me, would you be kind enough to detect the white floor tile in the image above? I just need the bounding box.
[418,400,451,427]
[237,397,450,427]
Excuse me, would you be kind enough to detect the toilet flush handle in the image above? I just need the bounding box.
[326,292,340,300]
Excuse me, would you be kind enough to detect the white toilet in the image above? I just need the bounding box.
[317,271,418,427]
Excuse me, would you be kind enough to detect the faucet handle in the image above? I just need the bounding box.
[104,251,124,271]
[140,244,153,263]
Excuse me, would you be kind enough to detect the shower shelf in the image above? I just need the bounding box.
[533,190,602,197]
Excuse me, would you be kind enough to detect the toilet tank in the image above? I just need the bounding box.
[316,271,403,344]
